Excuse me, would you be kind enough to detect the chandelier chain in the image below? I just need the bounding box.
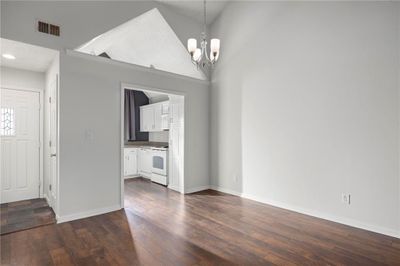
[203,0,207,37]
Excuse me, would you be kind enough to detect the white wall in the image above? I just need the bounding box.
[211,2,400,237]
[58,52,209,219]
[0,1,203,52]
[0,66,44,90]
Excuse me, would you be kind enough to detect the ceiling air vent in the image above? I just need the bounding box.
[37,21,60,36]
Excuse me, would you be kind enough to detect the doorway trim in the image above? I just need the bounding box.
[0,86,44,199]
[120,82,186,208]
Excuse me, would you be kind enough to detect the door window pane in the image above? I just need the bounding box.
[1,108,15,136]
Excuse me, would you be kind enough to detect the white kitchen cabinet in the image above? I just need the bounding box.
[161,101,169,115]
[161,101,170,130]
[124,148,138,177]
[138,147,152,178]
[140,106,155,132]
[161,115,169,130]
[140,101,169,132]
[153,103,163,131]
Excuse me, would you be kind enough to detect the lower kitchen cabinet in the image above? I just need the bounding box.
[124,148,138,177]
[138,147,152,178]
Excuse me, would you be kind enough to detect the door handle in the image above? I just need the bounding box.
[50,153,57,157]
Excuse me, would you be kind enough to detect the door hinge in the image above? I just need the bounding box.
[49,140,52,147]
[49,97,52,103]
[49,184,52,191]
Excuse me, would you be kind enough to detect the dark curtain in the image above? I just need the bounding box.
[124,90,136,141]
[124,89,149,142]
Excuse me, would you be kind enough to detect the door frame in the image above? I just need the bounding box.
[0,86,44,199]
[46,73,60,214]
[120,82,186,208]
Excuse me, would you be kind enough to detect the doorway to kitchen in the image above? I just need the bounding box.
[120,84,184,208]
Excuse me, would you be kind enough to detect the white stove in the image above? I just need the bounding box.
[151,147,168,185]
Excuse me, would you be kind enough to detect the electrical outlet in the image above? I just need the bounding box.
[341,193,351,205]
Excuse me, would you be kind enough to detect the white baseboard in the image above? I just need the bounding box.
[185,185,210,194]
[168,184,183,193]
[210,185,242,197]
[124,175,140,180]
[56,205,121,224]
[211,186,399,239]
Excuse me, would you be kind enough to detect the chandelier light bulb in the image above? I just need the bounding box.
[187,38,197,53]
[210,39,220,53]
[210,51,219,61]
[193,48,202,62]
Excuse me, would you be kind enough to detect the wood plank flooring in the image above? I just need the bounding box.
[1,198,56,235]
[1,177,400,265]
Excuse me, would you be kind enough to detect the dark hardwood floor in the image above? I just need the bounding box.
[1,177,400,265]
[1,198,56,235]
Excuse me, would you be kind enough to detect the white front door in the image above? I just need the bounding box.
[1,88,40,203]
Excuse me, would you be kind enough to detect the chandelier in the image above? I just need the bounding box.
[187,0,220,68]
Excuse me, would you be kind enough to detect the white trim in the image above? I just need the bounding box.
[0,86,44,199]
[43,193,51,207]
[242,193,400,239]
[66,49,210,85]
[120,86,125,209]
[124,175,140,180]
[167,184,182,193]
[55,73,61,217]
[185,185,210,194]
[56,205,121,224]
[122,82,187,98]
[211,186,400,239]
[210,185,242,197]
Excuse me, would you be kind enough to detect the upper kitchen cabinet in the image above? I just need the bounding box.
[140,101,169,132]
[140,105,155,131]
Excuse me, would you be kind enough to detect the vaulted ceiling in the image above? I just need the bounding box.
[75,8,206,80]
[156,0,228,25]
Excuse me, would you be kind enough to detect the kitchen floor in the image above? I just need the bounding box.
[0,198,56,235]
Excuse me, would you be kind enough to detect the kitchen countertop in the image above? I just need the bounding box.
[124,141,168,148]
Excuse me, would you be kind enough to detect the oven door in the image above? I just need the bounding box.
[152,150,166,176]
